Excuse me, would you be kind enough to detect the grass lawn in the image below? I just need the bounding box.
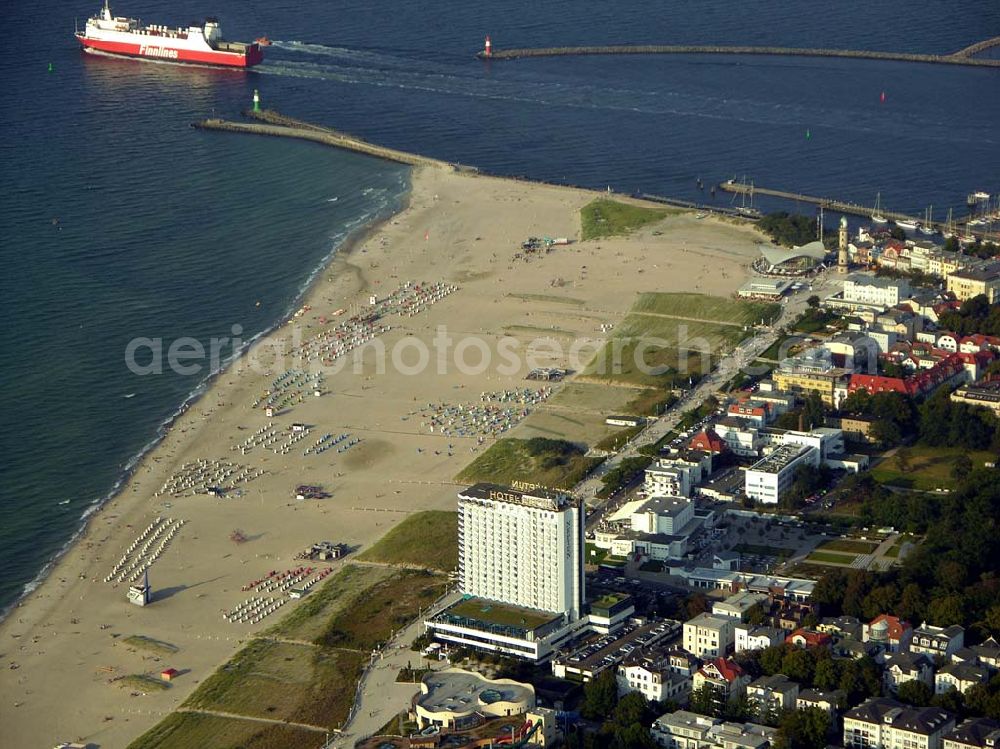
[625,388,676,416]
[137,562,447,746]
[631,292,780,326]
[356,510,458,572]
[785,562,836,579]
[127,711,320,749]
[586,543,610,565]
[581,198,669,240]
[581,339,712,388]
[121,674,171,692]
[183,639,365,729]
[594,423,645,452]
[456,437,601,489]
[732,543,795,558]
[506,292,586,306]
[315,568,446,650]
[818,539,877,554]
[884,533,918,558]
[122,635,179,655]
[600,556,627,568]
[870,447,995,490]
[579,293,769,388]
[758,334,795,362]
[266,563,390,642]
[807,551,858,565]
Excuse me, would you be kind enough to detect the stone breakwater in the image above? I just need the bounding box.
[476,42,1000,68]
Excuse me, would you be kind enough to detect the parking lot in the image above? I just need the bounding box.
[687,511,834,573]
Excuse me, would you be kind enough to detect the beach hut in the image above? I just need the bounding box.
[160,667,179,682]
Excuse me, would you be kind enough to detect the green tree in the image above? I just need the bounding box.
[689,684,719,717]
[807,295,820,309]
[775,706,832,749]
[760,645,788,676]
[813,658,840,691]
[897,679,933,707]
[952,454,974,482]
[581,669,619,721]
[782,648,816,684]
[895,447,913,473]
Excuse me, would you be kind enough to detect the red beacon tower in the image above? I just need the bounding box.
[483,35,492,57]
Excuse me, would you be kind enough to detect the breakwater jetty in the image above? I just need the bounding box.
[476,40,1000,68]
[194,109,470,170]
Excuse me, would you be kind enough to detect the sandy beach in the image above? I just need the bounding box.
[0,164,765,748]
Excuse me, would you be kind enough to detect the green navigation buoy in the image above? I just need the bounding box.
[48,62,54,73]
[806,129,811,139]
[252,89,261,112]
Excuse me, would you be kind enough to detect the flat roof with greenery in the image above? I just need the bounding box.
[440,597,561,632]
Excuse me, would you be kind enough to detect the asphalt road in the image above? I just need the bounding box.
[575,271,833,510]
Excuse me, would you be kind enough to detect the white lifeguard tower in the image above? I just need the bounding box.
[128,568,151,607]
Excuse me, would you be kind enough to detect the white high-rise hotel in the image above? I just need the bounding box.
[458,483,585,620]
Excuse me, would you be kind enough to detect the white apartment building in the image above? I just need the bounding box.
[844,698,956,749]
[842,273,911,309]
[747,674,800,717]
[683,613,735,658]
[910,624,965,659]
[943,718,1000,749]
[645,454,713,499]
[456,483,584,619]
[744,444,819,504]
[935,663,989,696]
[618,659,692,704]
[651,710,776,749]
[712,592,769,621]
[735,624,786,653]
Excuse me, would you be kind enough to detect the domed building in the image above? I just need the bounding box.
[754,240,830,276]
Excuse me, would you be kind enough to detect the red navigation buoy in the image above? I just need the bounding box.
[880,91,886,103]
[484,35,492,58]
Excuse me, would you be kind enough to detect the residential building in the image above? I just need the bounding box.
[950,382,1000,418]
[684,613,736,659]
[618,655,693,704]
[842,273,912,309]
[693,658,750,704]
[735,624,786,653]
[773,352,851,407]
[952,636,1000,672]
[744,444,820,504]
[864,614,913,653]
[943,718,1000,749]
[713,420,764,457]
[786,628,833,650]
[935,663,989,696]
[844,698,956,749]
[947,266,1000,304]
[651,711,777,749]
[797,688,846,720]
[747,674,800,720]
[712,592,769,622]
[884,652,934,693]
[818,615,863,640]
[910,624,965,659]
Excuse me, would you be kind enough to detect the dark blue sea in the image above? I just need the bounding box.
[1,0,998,612]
